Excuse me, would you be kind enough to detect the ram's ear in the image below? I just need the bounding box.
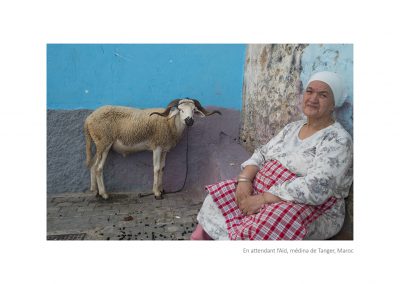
[192,99,221,116]
[168,107,179,119]
[194,108,206,117]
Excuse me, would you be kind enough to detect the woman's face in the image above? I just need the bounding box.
[302,80,335,120]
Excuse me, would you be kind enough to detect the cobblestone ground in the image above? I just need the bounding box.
[47,191,203,240]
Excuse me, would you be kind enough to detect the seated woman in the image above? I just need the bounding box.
[191,71,353,240]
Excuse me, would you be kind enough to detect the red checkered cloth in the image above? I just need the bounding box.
[206,160,337,240]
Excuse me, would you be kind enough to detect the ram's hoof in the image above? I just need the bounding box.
[100,193,109,200]
[154,195,163,200]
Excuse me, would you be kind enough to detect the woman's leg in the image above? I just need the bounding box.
[304,199,345,240]
[190,224,213,240]
[195,195,230,240]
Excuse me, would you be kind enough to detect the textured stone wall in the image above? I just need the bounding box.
[240,44,307,152]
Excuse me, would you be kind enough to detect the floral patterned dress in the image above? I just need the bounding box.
[197,119,353,240]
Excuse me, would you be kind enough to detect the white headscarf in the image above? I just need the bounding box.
[306,71,346,107]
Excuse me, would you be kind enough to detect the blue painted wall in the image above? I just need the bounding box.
[47,44,246,110]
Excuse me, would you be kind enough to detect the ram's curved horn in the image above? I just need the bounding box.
[150,99,181,116]
[192,99,222,116]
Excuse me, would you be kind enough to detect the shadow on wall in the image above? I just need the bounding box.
[47,107,250,201]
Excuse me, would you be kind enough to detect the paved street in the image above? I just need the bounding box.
[47,191,203,240]
[47,190,352,241]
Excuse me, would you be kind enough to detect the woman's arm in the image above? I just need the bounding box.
[235,165,259,205]
[240,122,296,170]
[238,135,352,213]
[268,135,353,205]
[236,122,300,213]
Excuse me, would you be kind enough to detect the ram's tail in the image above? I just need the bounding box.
[84,121,94,168]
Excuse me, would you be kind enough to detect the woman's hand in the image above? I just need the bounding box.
[238,192,283,216]
[235,182,253,205]
[238,195,265,215]
[235,165,259,206]
[262,192,282,204]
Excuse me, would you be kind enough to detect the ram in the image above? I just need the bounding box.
[84,98,220,199]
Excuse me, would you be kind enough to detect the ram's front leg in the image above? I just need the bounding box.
[159,151,167,193]
[152,147,164,200]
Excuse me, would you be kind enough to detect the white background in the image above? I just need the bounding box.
[1,0,399,283]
